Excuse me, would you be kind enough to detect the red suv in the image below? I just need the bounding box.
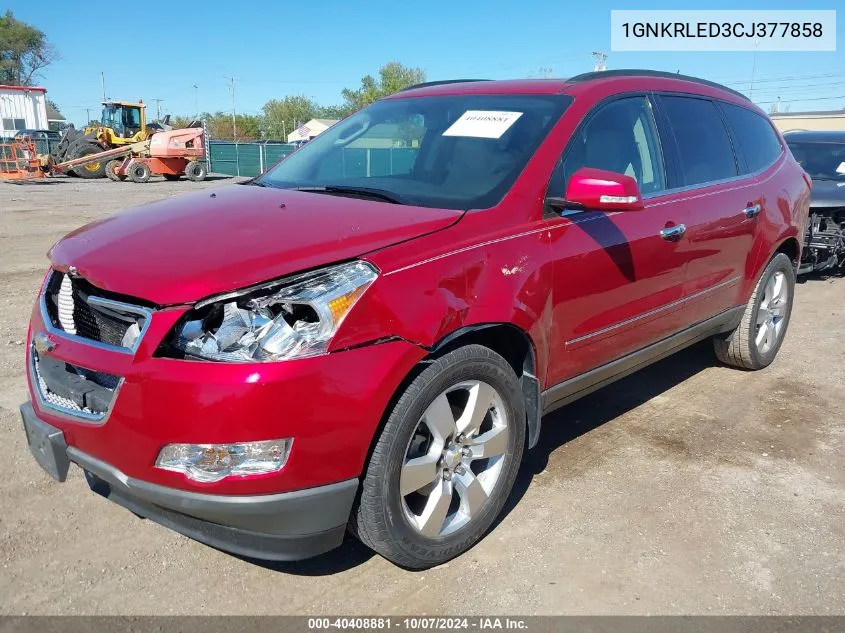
[20,70,809,569]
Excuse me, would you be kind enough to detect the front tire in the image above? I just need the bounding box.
[105,159,126,181]
[184,160,207,182]
[74,144,107,179]
[128,161,151,183]
[714,252,795,369]
[352,344,525,569]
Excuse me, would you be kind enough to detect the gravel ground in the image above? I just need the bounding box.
[0,176,842,615]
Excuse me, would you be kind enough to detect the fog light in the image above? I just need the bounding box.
[155,439,292,482]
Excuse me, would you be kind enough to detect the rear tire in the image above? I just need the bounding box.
[105,160,126,182]
[351,344,525,569]
[73,144,107,179]
[184,160,207,182]
[714,252,795,370]
[128,161,151,183]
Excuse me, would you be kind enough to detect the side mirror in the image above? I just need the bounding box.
[547,167,644,213]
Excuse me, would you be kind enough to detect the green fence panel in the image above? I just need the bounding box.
[210,143,295,176]
[264,145,294,167]
[391,148,418,175]
[209,143,239,176]
[209,144,417,178]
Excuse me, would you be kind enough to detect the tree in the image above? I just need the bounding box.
[203,111,261,141]
[317,104,354,120]
[262,95,319,141]
[340,62,425,113]
[0,11,58,85]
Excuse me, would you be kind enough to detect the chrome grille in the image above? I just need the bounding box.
[41,271,152,353]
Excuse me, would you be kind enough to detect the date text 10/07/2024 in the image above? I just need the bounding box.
[307,617,529,630]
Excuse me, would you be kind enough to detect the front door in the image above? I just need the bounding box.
[544,95,688,387]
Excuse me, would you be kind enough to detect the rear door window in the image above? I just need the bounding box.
[720,103,783,173]
[659,96,738,187]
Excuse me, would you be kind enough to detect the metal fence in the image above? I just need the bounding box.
[209,142,295,177]
[208,142,419,179]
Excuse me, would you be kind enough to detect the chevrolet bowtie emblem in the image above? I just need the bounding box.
[33,332,56,354]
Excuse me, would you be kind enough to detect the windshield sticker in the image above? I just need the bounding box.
[836,161,845,175]
[442,111,523,139]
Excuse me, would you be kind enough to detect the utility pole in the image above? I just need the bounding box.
[101,72,107,101]
[591,51,607,72]
[85,108,91,125]
[192,84,199,118]
[225,76,237,141]
[749,39,761,100]
[151,98,164,121]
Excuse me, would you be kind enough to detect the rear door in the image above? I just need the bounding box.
[653,95,761,322]
[544,95,688,386]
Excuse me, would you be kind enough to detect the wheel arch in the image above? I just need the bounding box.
[774,236,801,269]
[427,323,542,449]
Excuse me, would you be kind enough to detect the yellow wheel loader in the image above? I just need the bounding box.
[51,101,152,178]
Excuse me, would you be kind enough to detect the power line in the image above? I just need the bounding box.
[756,94,845,105]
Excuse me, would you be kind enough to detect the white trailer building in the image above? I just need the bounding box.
[0,84,48,138]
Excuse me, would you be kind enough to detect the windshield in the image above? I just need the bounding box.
[787,141,845,181]
[256,94,572,210]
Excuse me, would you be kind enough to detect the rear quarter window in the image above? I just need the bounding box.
[719,103,783,173]
[659,95,738,187]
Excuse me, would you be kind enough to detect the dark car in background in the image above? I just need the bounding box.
[14,129,61,156]
[785,131,845,274]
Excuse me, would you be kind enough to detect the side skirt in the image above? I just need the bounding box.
[540,306,744,416]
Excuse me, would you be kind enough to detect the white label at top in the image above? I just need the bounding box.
[442,111,523,139]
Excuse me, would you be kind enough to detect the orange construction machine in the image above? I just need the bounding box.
[45,124,208,184]
[106,126,207,183]
[0,136,45,181]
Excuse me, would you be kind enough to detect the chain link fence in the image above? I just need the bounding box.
[209,142,419,179]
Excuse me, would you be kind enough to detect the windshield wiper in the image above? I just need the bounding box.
[292,186,404,204]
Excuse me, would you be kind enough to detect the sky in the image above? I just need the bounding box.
[8,0,845,127]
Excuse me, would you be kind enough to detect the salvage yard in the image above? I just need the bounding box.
[0,176,843,615]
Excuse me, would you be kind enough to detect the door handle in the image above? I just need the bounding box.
[744,204,761,219]
[660,224,686,242]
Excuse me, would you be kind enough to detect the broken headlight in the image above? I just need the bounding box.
[174,261,377,362]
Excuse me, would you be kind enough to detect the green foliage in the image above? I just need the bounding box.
[201,111,262,141]
[171,62,425,140]
[316,104,354,120]
[0,11,58,85]
[262,95,319,141]
[340,62,426,113]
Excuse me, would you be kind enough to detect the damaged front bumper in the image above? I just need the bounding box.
[20,401,358,560]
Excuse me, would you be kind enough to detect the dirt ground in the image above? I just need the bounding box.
[0,176,842,615]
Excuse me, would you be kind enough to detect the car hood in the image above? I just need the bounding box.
[810,179,845,208]
[49,184,463,305]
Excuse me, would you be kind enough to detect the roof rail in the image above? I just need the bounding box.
[399,79,491,92]
[566,69,750,102]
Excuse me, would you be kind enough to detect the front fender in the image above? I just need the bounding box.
[331,222,555,385]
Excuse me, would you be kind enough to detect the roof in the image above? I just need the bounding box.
[0,84,47,93]
[782,130,845,143]
[391,70,750,105]
[771,109,845,119]
[311,118,339,127]
[46,103,65,121]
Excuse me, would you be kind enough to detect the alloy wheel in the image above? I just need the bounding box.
[400,380,509,538]
[756,270,789,354]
